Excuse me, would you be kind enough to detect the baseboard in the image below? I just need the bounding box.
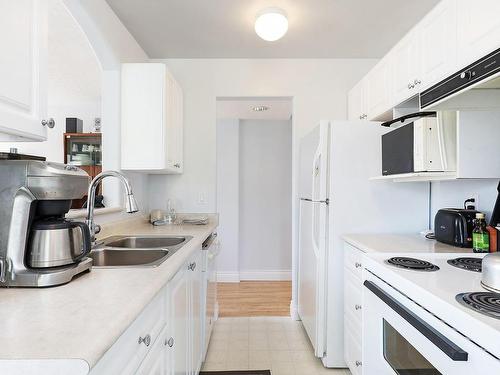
[216,270,292,282]
[239,270,292,281]
[290,299,300,321]
[216,272,240,282]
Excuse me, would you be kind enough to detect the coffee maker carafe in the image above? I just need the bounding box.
[27,201,91,269]
[0,161,92,287]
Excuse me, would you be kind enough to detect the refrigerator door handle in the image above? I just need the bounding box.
[311,145,321,202]
[312,201,320,258]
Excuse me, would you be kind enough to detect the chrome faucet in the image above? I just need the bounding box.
[86,171,139,242]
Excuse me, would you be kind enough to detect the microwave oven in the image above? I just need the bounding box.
[381,112,457,176]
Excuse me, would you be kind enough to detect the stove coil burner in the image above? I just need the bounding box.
[456,292,500,319]
[447,257,482,272]
[386,257,440,271]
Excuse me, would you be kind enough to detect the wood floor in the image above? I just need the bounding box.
[217,281,292,317]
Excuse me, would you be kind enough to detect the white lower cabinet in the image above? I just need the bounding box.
[168,263,191,375]
[136,326,169,375]
[189,251,204,374]
[344,242,365,375]
[90,247,208,375]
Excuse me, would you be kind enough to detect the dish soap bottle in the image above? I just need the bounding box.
[473,213,489,253]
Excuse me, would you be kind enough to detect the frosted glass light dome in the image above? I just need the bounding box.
[255,8,288,42]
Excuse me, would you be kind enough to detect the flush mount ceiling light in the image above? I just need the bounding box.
[254,8,288,42]
[252,105,270,112]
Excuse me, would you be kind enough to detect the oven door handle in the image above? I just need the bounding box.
[364,280,469,361]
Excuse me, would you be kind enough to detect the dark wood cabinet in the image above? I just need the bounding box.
[63,133,102,209]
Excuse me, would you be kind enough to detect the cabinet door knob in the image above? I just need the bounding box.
[414,78,422,85]
[174,163,181,168]
[355,262,362,268]
[188,262,197,271]
[41,118,55,128]
[138,334,151,347]
[167,337,174,347]
[355,304,362,310]
[359,115,363,120]
[355,360,362,367]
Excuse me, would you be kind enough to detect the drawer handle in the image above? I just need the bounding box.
[138,334,151,347]
[188,262,197,271]
[355,304,362,310]
[355,262,362,268]
[167,337,174,347]
[355,360,362,367]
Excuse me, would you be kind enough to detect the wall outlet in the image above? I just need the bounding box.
[197,192,207,206]
[465,193,479,210]
[472,193,479,210]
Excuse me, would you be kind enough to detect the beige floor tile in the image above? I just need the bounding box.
[249,350,271,363]
[204,315,351,375]
[205,348,227,364]
[270,350,293,364]
[201,361,227,371]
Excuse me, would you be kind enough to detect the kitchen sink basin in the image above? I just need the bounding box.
[90,235,192,268]
[104,236,187,249]
[89,249,169,267]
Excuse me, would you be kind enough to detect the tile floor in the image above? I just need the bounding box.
[202,317,351,375]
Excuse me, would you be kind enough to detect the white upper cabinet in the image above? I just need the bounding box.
[0,0,48,141]
[456,0,500,67]
[347,79,368,121]
[392,30,421,104]
[121,63,184,174]
[418,0,458,92]
[348,0,500,117]
[366,55,393,120]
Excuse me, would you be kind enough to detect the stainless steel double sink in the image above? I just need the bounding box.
[89,235,192,268]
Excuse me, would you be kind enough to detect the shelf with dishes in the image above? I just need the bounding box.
[63,132,102,209]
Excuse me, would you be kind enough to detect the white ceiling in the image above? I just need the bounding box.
[105,0,440,58]
[217,97,292,120]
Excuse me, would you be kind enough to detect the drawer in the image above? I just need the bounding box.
[90,289,166,375]
[344,322,363,375]
[344,242,364,279]
[344,270,362,326]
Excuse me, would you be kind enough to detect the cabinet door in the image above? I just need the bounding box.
[457,0,500,67]
[0,0,47,141]
[136,326,168,375]
[392,31,420,104]
[347,80,367,121]
[168,267,190,375]
[366,56,393,120]
[419,0,457,92]
[189,251,203,374]
[165,72,183,173]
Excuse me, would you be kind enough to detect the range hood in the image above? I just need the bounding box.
[420,48,500,109]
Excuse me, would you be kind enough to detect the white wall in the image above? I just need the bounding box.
[431,179,499,227]
[63,0,150,224]
[148,59,377,216]
[216,119,240,278]
[238,119,292,279]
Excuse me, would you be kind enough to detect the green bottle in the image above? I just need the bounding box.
[472,213,489,253]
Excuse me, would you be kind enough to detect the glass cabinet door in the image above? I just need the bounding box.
[65,134,101,167]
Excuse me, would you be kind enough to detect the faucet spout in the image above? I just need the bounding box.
[85,170,139,242]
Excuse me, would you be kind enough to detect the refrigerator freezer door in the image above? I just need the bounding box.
[298,198,327,357]
[299,121,329,201]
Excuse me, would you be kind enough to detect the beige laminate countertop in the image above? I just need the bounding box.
[0,215,218,371]
[342,233,475,254]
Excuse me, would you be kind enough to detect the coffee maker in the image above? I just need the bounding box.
[0,160,92,287]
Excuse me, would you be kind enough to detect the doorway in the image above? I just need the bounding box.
[216,97,293,317]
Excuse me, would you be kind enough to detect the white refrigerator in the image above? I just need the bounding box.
[297,120,429,367]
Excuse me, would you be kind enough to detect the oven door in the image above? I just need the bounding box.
[362,271,500,375]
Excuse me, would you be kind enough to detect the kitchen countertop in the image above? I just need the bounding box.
[0,215,218,373]
[342,233,475,254]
